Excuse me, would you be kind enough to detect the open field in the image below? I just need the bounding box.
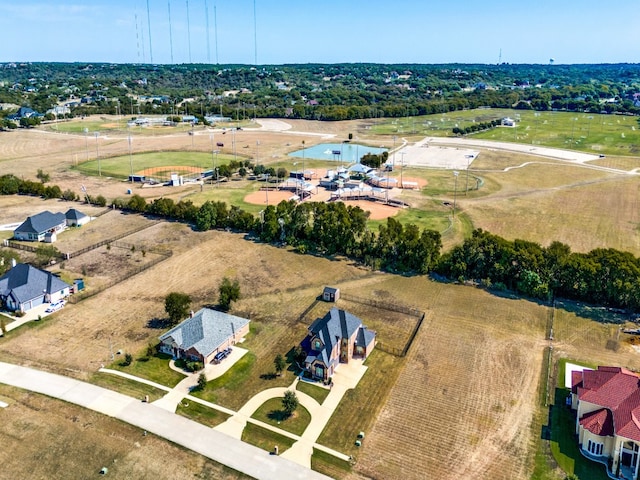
[2,115,640,479]
[0,385,251,480]
[368,109,640,157]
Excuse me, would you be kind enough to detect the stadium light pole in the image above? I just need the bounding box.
[214,134,216,184]
[256,140,260,166]
[128,125,133,181]
[453,171,460,217]
[94,132,101,176]
[302,140,306,182]
[399,151,406,189]
[84,128,89,161]
[265,173,270,206]
[465,155,471,195]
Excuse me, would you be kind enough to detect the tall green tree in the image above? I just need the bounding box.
[218,277,240,311]
[282,390,299,416]
[164,292,191,326]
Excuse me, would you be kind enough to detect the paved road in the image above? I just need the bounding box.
[0,362,332,480]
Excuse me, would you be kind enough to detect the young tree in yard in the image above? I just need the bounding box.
[164,292,191,326]
[274,354,286,376]
[197,373,207,391]
[36,169,50,183]
[218,277,240,311]
[282,390,298,416]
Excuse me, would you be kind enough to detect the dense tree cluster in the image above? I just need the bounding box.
[437,229,640,311]
[2,63,639,124]
[0,174,62,199]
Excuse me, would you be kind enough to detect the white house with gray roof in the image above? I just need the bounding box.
[65,208,90,227]
[13,211,66,242]
[302,307,376,382]
[158,308,250,364]
[0,263,71,312]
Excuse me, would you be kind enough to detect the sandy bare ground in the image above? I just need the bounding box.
[244,189,296,206]
[340,200,401,220]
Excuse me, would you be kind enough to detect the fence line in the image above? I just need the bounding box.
[339,292,423,318]
[64,221,161,259]
[4,220,161,261]
[4,241,40,254]
[67,250,172,304]
[401,311,426,357]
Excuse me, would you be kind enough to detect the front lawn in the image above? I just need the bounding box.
[250,397,311,436]
[111,351,185,388]
[317,349,405,457]
[176,400,230,428]
[296,380,330,405]
[241,422,295,454]
[89,372,167,402]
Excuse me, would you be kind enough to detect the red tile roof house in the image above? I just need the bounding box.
[571,366,640,479]
[301,307,376,383]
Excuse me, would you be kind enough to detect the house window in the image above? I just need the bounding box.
[587,439,603,456]
[314,365,324,378]
[314,340,321,350]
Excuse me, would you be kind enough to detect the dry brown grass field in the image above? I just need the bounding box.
[1,117,640,480]
[0,385,251,480]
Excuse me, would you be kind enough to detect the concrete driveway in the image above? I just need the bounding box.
[0,362,331,480]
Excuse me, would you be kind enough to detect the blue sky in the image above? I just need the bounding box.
[2,1,638,65]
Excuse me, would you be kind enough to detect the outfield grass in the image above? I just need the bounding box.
[110,351,186,388]
[176,400,231,427]
[241,422,296,454]
[250,397,311,436]
[74,151,238,179]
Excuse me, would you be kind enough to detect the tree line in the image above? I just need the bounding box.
[5,173,640,312]
[437,229,640,311]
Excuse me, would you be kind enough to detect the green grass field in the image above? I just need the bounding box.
[74,151,237,179]
[370,108,640,157]
[251,397,312,436]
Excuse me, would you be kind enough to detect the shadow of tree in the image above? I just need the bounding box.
[267,409,291,422]
[146,317,170,329]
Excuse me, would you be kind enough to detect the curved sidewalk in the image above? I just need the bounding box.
[0,362,331,480]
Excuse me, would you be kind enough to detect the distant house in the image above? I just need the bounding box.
[302,307,376,382]
[322,286,340,302]
[0,262,71,312]
[571,366,640,478]
[13,211,66,242]
[65,208,89,227]
[158,308,250,364]
[7,106,42,121]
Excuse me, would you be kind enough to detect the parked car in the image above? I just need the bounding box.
[213,347,233,364]
[45,300,65,313]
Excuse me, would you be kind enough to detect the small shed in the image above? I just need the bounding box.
[323,286,340,302]
[65,208,90,227]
